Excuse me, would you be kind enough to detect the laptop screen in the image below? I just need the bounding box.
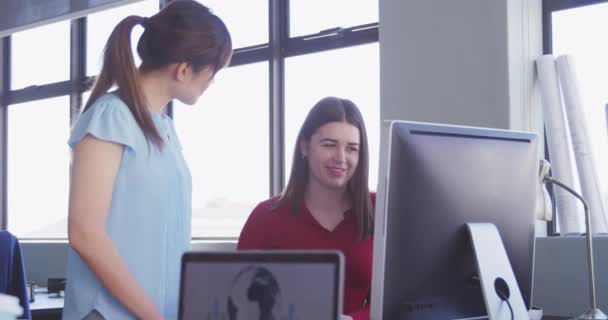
[179,251,343,320]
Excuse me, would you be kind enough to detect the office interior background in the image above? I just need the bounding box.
[1,0,608,318]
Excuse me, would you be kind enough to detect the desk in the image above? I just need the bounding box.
[30,288,63,320]
[26,294,568,320]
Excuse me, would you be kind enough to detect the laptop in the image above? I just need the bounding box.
[178,250,344,320]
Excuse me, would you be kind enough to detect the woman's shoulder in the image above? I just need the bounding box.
[76,93,135,125]
[69,93,140,150]
[240,197,285,233]
[251,196,283,215]
[92,92,123,104]
[86,93,133,119]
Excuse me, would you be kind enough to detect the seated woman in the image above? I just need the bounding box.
[237,96,374,320]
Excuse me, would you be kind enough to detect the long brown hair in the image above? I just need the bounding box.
[277,97,374,240]
[83,0,232,148]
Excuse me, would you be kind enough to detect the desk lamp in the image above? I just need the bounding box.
[540,159,607,320]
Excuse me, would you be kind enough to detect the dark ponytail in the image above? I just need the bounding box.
[84,16,162,148]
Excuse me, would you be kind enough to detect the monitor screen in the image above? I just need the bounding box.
[371,121,538,320]
[179,251,343,320]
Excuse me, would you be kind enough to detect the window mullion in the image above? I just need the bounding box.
[269,0,288,196]
[0,37,10,229]
[70,18,86,125]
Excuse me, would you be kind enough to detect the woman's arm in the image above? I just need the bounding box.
[68,135,162,320]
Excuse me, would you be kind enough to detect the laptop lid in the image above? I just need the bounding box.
[178,250,344,320]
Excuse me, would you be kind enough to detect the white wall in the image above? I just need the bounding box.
[379,0,543,133]
[376,0,545,239]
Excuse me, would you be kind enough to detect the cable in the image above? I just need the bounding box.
[502,294,514,320]
[496,289,514,320]
[494,277,514,320]
[506,300,514,320]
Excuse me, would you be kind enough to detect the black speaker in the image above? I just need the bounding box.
[47,278,66,298]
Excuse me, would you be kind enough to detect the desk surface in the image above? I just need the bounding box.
[26,291,568,320]
[30,288,63,312]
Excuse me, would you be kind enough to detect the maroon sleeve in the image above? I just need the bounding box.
[237,201,272,250]
[348,306,370,320]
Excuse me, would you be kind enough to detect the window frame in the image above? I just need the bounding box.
[0,0,379,240]
[542,0,608,235]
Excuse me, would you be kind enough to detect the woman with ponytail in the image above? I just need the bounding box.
[63,1,232,319]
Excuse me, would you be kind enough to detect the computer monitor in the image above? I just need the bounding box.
[179,251,344,320]
[371,121,538,320]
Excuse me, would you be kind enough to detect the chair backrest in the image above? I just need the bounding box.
[0,231,31,320]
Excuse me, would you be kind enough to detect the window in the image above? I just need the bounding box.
[7,97,70,238]
[87,0,159,76]
[2,0,379,239]
[549,3,608,230]
[285,44,380,190]
[11,20,70,89]
[197,1,268,48]
[173,62,269,238]
[289,1,378,37]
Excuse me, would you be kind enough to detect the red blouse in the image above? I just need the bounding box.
[237,195,374,320]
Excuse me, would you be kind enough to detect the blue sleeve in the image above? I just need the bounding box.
[68,94,139,152]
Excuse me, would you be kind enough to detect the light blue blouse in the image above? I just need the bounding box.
[62,93,192,320]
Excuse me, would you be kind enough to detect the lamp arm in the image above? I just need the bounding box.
[543,175,597,310]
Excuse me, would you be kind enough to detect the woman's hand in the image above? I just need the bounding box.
[140,308,164,320]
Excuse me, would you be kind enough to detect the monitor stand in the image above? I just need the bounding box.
[466,223,529,320]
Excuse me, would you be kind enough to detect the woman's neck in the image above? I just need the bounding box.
[138,70,172,114]
[304,179,350,215]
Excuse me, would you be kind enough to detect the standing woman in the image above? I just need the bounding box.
[63,1,232,319]
[238,97,374,320]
